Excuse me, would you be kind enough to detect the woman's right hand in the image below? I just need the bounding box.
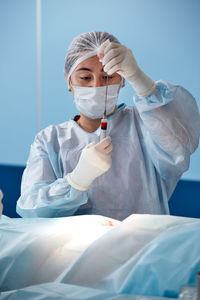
[67,137,112,191]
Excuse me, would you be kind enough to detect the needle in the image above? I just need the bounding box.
[100,75,109,141]
[104,75,109,118]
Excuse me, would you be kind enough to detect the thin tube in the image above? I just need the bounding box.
[104,75,109,118]
[100,76,109,140]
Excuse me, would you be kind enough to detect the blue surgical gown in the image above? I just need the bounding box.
[16,80,200,220]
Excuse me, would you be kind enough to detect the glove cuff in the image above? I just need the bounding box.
[127,67,156,97]
[66,153,108,191]
[66,173,89,191]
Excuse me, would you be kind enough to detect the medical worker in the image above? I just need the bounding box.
[17,31,200,220]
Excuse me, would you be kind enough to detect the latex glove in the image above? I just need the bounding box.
[0,190,3,217]
[98,39,155,97]
[67,137,112,191]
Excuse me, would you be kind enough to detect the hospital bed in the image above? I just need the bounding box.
[0,213,199,299]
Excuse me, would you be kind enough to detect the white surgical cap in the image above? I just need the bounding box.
[64,31,120,84]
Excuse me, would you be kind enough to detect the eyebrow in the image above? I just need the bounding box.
[75,67,104,72]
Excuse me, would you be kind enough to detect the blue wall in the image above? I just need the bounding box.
[0,0,37,165]
[0,0,200,181]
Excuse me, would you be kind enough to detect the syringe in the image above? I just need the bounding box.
[100,76,109,141]
[100,118,108,140]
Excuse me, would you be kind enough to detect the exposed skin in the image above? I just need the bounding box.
[64,56,123,133]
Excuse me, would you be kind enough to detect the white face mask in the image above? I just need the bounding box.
[73,84,121,119]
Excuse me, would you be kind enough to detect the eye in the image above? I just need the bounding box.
[80,76,91,80]
[104,75,113,80]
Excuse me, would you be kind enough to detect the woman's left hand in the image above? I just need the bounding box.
[98,39,139,82]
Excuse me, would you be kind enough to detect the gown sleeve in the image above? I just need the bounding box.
[16,130,88,218]
[134,80,200,181]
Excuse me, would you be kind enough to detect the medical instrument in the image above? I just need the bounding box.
[100,76,109,141]
[100,118,108,141]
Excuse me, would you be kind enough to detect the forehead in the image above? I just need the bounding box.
[74,55,103,73]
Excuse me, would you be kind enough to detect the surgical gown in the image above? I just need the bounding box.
[16,80,200,220]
